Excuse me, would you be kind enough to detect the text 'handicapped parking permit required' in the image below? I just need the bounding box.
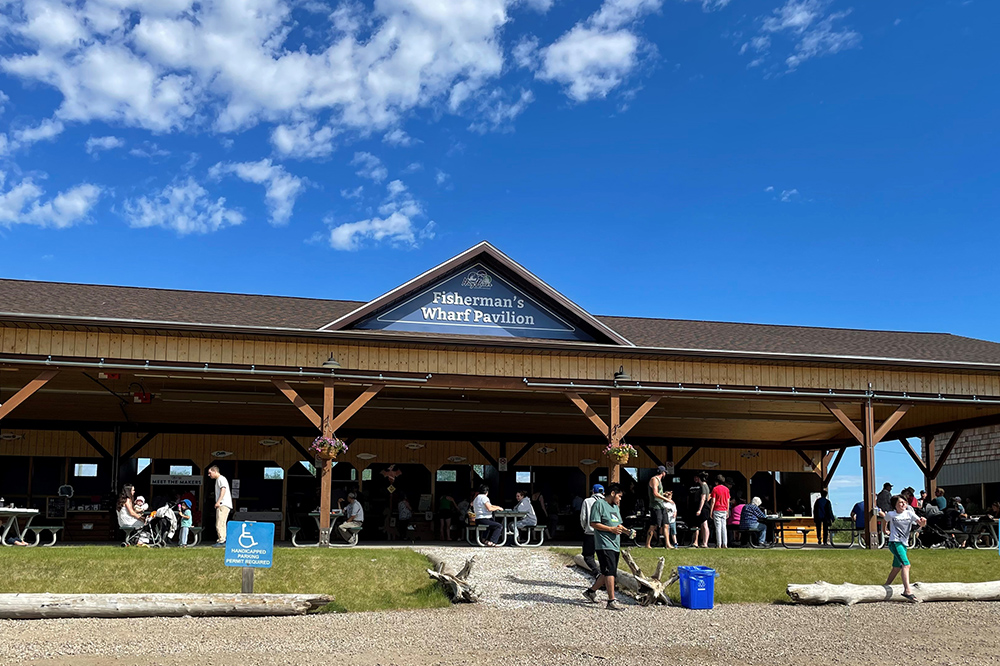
[224,521,275,568]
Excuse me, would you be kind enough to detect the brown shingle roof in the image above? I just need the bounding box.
[3,278,1000,366]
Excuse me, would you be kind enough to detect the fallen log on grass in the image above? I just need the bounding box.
[787,581,1000,606]
[0,593,333,619]
[570,551,677,606]
[426,554,478,603]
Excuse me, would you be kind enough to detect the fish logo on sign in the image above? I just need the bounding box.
[461,270,492,289]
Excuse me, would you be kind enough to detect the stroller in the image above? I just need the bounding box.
[921,513,963,549]
[122,503,179,548]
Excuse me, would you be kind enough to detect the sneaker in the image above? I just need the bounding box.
[583,589,598,603]
[213,542,225,548]
[606,599,624,611]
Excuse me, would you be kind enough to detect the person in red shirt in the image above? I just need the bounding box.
[708,475,731,548]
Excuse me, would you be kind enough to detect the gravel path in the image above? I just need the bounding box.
[3,547,999,666]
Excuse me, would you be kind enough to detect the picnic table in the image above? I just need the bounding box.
[290,510,348,547]
[759,515,811,549]
[959,516,998,549]
[0,508,38,546]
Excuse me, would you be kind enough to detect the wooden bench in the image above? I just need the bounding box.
[25,526,62,547]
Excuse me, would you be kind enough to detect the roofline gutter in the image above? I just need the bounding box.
[522,379,1000,406]
[4,311,1000,374]
[0,356,430,385]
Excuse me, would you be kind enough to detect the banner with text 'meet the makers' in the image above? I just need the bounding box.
[355,263,595,341]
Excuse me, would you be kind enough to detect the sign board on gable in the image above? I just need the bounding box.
[225,521,274,568]
[355,263,595,341]
[150,475,203,486]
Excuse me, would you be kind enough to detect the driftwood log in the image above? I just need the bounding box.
[426,554,478,603]
[570,551,677,606]
[0,593,333,619]
[787,581,1000,606]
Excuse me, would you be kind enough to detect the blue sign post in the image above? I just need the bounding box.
[225,521,274,593]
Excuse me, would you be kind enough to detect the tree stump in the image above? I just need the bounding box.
[787,580,1000,606]
[426,554,479,603]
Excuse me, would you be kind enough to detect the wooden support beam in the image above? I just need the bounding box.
[122,432,158,460]
[674,446,701,470]
[873,404,911,443]
[861,401,877,549]
[617,396,660,438]
[930,429,965,480]
[609,392,621,483]
[508,441,534,467]
[318,380,334,546]
[924,435,936,496]
[327,384,384,433]
[469,441,498,468]
[0,370,58,421]
[283,435,313,461]
[794,449,815,470]
[897,438,930,476]
[77,431,111,459]
[825,448,847,484]
[321,380,335,438]
[565,392,609,436]
[822,402,864,444]
[635,442,663,468]
[271,380,322,430]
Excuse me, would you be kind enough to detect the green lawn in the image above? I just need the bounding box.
[554,547,1000,604]
[0,547,450,613]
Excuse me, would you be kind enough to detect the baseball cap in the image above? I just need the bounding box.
[591,484,604,494]
[656,465,668,474]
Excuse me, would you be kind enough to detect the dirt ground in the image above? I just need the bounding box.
[3,600,998,666]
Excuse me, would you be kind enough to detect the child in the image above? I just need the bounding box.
[133,496,147,514]
[884,495,926,602]
[178,499,193,547]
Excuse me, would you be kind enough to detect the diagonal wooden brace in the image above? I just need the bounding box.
[327,384,384,433]
[272,379,322,430]
[0,370,58,421]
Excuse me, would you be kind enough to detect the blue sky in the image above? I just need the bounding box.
[1,0,996,515]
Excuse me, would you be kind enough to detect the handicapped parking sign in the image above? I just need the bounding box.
[224,521,274,568]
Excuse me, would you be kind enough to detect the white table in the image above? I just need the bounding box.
[0,508,38,546]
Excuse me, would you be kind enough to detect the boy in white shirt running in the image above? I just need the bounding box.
[884,495,927,602]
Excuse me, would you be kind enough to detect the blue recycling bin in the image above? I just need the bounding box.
[678,565,717,609]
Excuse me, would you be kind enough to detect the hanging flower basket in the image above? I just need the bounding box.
[311,436,349,460]
[604,442,638,465]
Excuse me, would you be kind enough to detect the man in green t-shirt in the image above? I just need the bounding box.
[583,483,629,611]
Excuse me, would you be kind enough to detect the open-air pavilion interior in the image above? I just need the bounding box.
[3,242,1000,547]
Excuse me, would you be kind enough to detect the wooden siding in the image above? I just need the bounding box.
[3,324,1000,397]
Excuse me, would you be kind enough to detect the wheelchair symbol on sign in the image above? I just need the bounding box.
[238,523,258,549]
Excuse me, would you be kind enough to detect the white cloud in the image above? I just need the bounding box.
[521,0,555,11]
[435,169,450,186]
[129,142,170,159]
[270,120,338,159]
[340,185,363,200]
[382,128,419,147]
[328,176,433,250]
[85,135,125,155]
[826,475,861,492]
[536,0,662,102]
[469,88,533,133]
[764,185,774,192]
[0,173,101,228]
[780,188,799,202]
[0,0,514,136]
[124,177,243,235]
[749,0,861,72]
[351,151,388,183]
[403,162,423,173]
[11,117,64,148]
[209,159,305,226]
[512,35,540,70]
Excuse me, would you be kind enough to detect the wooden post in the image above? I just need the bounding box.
[861,400,878,549]
[610,392,621,484]
[318,379,335,547]
[924,435,936,497]
[280,462,289,542]
[241,568,254,594]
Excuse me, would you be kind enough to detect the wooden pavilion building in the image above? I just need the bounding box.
[3,241,1000,547]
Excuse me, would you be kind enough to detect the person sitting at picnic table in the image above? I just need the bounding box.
[740,497,768,546]
[917,490,928,510]
[512,489,537,534]
[338,492,364,542]
[901,487,919,509]
[813,489,834,546]
[472,485,504,547]
[850,499,866,531]
[931,488,947,511]
[728,498,745,545]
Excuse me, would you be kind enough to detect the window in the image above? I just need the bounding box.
[436,470,457,483]
[73,464,98,477]
[473,464,485,479]
[169,465,193,476]
[299,461,316,476]
[515,471,531,484]
[360,469,369,481]
[264,467,284,480]
[136,458,151,474]
[598,475,608,483]
[624,467,638,481]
